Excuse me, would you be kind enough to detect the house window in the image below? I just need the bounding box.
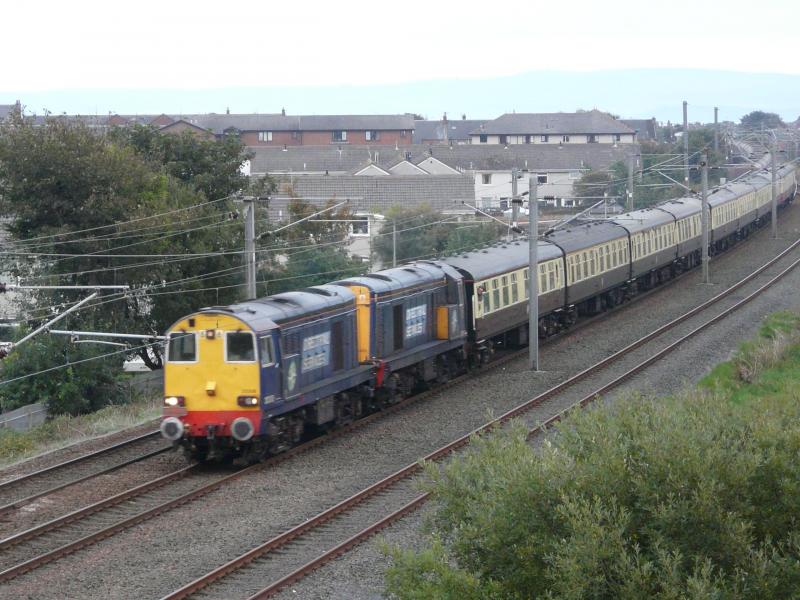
[365,130,380,141]
[482,173,491,184]
[537,173,548,185]
[587,134,597,143]
[400,130,407,138]
[499,135,508,144]
[479,134,488,143]
[291,131,299,139]
[258,131,273,142]
[541,135,548,142]
[614,134,621,142]
[562,135,570,143]
[332,130,347,142]
[525,135,531,144]
[351,217,369,236]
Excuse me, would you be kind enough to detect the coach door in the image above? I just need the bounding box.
[258,331,281,404]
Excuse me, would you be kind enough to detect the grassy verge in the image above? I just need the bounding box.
[699,310,800,404]
[0,394,161,468]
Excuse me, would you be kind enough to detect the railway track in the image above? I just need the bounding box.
[1,217,795,589]
[158,234,800,600]
[0,430,168,515]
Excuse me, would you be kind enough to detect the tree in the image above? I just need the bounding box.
[741,111,785,131]
[385,388,800,599]
[372,205,504,267]
[256,194,365,296]
[108,125,252,201]
[0,115,250,413]
[572,161,627,207]
[0,330,124,415]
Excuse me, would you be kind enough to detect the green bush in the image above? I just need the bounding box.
[386,386,800,599]
[0,332,125,416]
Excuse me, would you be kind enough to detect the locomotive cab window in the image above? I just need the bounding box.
[259,336,275,366]
[226,332,255,362]
[168,332,197,363]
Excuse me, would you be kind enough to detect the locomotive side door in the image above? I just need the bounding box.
[258,331,282,404]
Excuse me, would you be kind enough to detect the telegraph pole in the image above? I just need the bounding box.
[713,107,719,154]
[701,149,710,284]
[392,219,397,267]
[528,176,539,371]
[627,154,635,211]
[771,142,778,239]
[243,197,257,299]
[683,100,689,185]
[511,168,520,237]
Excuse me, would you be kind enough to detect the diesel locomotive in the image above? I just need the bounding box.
[161,160,797,462]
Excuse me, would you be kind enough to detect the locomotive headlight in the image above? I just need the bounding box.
[237,396,259,407]
[164,396,185,407]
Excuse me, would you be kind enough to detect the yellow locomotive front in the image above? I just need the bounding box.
[160,311,264,461]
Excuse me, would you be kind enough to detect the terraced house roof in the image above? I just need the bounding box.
[473,110,635,135]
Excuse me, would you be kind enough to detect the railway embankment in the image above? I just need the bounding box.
[382,309,800,598]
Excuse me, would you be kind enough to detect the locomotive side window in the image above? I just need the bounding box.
[259,336,275,366]
[168,332,197,362]
[226,332,255,362]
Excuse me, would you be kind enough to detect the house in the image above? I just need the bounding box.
[158,119,216,139]
[0,101,21,122]
[470,110,636,145]
[621,118,658,142]
[413,115,487,144]
[249,142,635,210]
[173,113,416,147]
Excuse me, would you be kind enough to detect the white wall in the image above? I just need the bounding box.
[473,170,584,209]
[470,133,636,145]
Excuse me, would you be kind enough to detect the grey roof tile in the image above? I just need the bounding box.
[473,110,636,135]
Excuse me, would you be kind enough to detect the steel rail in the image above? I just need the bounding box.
[0,429,160,494]
[0,446,171,516]
[163,234,800,600]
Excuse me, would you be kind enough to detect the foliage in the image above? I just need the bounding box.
[108,125,252,202]
[741,111,785,131]
[386,313,800,599]
[572,161,627,206]
[372,205,505,266]
[0,330,125,415]
[257,194,365,295]
[0,115,254,414]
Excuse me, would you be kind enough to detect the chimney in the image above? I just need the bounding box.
[442,112,449,145]
[281,107,286,116]
[462,114,466,120]
[226,107,230,115]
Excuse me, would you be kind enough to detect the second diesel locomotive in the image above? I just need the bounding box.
[160,160,797,462]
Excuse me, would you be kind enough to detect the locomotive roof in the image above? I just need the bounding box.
[546,220,628,252]
[199,284,356,330]
[336,262,447,294]
[441,238,561,281]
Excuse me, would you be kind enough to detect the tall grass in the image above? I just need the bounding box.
[0,395,161,468]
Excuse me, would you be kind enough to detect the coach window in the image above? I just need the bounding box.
[226,332,256,362]
[259,336,275,367]
[523,268,530,298]
[168,332,197,363]
[502,276,510,305]
[492,279,500,309]
[481,282,491,313]
[511,273,519,302]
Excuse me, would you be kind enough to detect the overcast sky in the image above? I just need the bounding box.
[3,0,798,91]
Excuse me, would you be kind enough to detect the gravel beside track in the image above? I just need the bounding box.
[0,421,160,482]
[4,205,800,600]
